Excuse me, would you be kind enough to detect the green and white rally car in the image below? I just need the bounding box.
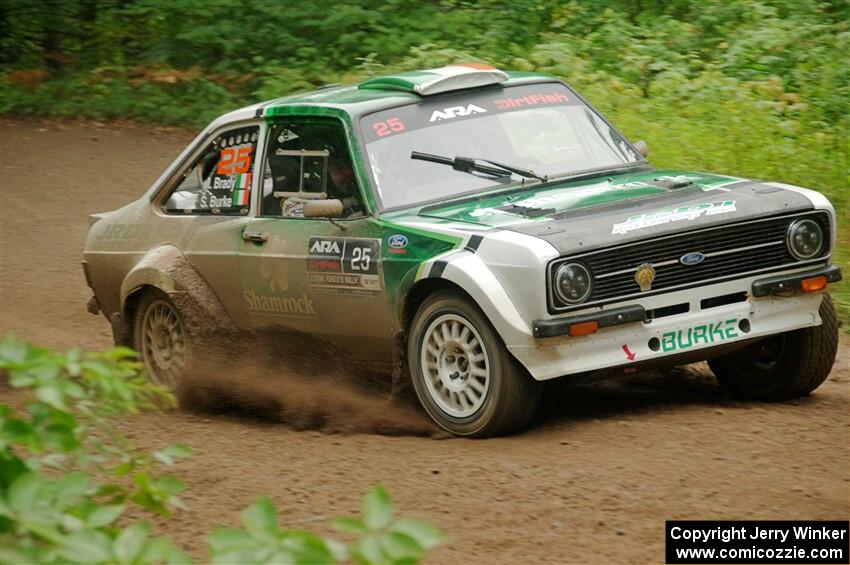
[83,64,842,437]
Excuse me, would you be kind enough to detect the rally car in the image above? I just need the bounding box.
[83,64,842,437]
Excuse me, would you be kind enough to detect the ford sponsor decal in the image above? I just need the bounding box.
[388,234,408,249]
[680,252,706,266]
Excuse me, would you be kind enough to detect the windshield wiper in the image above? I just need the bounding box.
[411,151,547,182]
[546,162,651,184]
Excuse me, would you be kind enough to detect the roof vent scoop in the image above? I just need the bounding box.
[359,63,509,96]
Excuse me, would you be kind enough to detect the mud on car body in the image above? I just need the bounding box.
[83,64,842,437]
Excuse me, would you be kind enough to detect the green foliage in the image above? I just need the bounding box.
[0,0,847,319]
[336,485,445,564]
[0,337,445,563]
[0,336,191,564]
[208,486,445,565]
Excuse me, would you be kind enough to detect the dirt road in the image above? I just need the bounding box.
[1,117,848,564]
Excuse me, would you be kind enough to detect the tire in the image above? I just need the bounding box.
[133,289,192,394]
[709,294,839,401]
[407,290,541,437]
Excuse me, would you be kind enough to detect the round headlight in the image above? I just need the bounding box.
[554,262,592,304]
[787,218,824,260]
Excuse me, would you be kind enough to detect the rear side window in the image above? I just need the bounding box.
[164,125,260,215]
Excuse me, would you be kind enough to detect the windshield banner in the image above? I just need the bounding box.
[361,83,581,143]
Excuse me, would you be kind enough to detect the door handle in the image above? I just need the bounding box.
[243,230,268,243]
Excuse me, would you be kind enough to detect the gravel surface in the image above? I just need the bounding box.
[2,117,848,564]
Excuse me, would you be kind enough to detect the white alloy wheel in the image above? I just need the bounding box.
[420,313,491,418]
[138,297,187,389]
[408,290,542,437]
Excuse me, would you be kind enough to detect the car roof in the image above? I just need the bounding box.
[210,68,558,128]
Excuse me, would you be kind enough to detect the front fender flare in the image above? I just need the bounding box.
[420,252,535,348]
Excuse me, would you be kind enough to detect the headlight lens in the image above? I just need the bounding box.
[554,262,592,304]
[787,218,824,260]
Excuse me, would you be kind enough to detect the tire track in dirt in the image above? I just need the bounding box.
[2,117,848,564]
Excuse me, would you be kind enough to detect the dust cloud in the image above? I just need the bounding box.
[178,333,441,437]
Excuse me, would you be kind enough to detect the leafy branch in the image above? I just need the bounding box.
[0,336,445,564]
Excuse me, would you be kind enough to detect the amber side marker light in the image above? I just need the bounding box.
[569,320,599,336]
[801,275,828,292]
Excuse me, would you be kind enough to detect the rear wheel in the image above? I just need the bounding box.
[407,290,541,437]
[709,294,839,401]
[134,290,191,392]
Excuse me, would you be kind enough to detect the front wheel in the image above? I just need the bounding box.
[407,290,541,437]
[709,294,839,401]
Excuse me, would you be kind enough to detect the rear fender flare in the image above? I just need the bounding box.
[120,244,237,335]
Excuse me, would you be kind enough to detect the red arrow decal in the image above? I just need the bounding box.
[622,344,636,361]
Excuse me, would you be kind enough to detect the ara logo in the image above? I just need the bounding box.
[680,252,706,266]
[309,238,341,254]
[429,104,487,122]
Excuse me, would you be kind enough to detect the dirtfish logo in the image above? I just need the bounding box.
[310,239,341,254]
[660,319,739,352]
[612,201,737,235]
[430,104,487,122]
[243,291,315,316]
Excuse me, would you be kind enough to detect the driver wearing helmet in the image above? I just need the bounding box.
[325,143,363,218]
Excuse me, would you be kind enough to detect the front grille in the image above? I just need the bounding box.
[548,211,830,312]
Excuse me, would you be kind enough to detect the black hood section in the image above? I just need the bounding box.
[507,181,815,255]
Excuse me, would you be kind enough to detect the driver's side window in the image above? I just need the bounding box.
[261,120,365,219]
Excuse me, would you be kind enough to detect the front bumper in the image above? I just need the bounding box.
[511,265,839,381]
[533,264,842,338]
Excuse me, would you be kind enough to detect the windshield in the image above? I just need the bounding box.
[360,82,642,209]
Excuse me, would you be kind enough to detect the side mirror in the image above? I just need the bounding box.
[633,140,649,158]
[303,198,343,218]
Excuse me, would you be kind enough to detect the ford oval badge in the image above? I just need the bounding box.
[680,252,705,266]
[388,234,408,249]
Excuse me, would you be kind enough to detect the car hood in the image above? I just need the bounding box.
[416,169,813,254]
